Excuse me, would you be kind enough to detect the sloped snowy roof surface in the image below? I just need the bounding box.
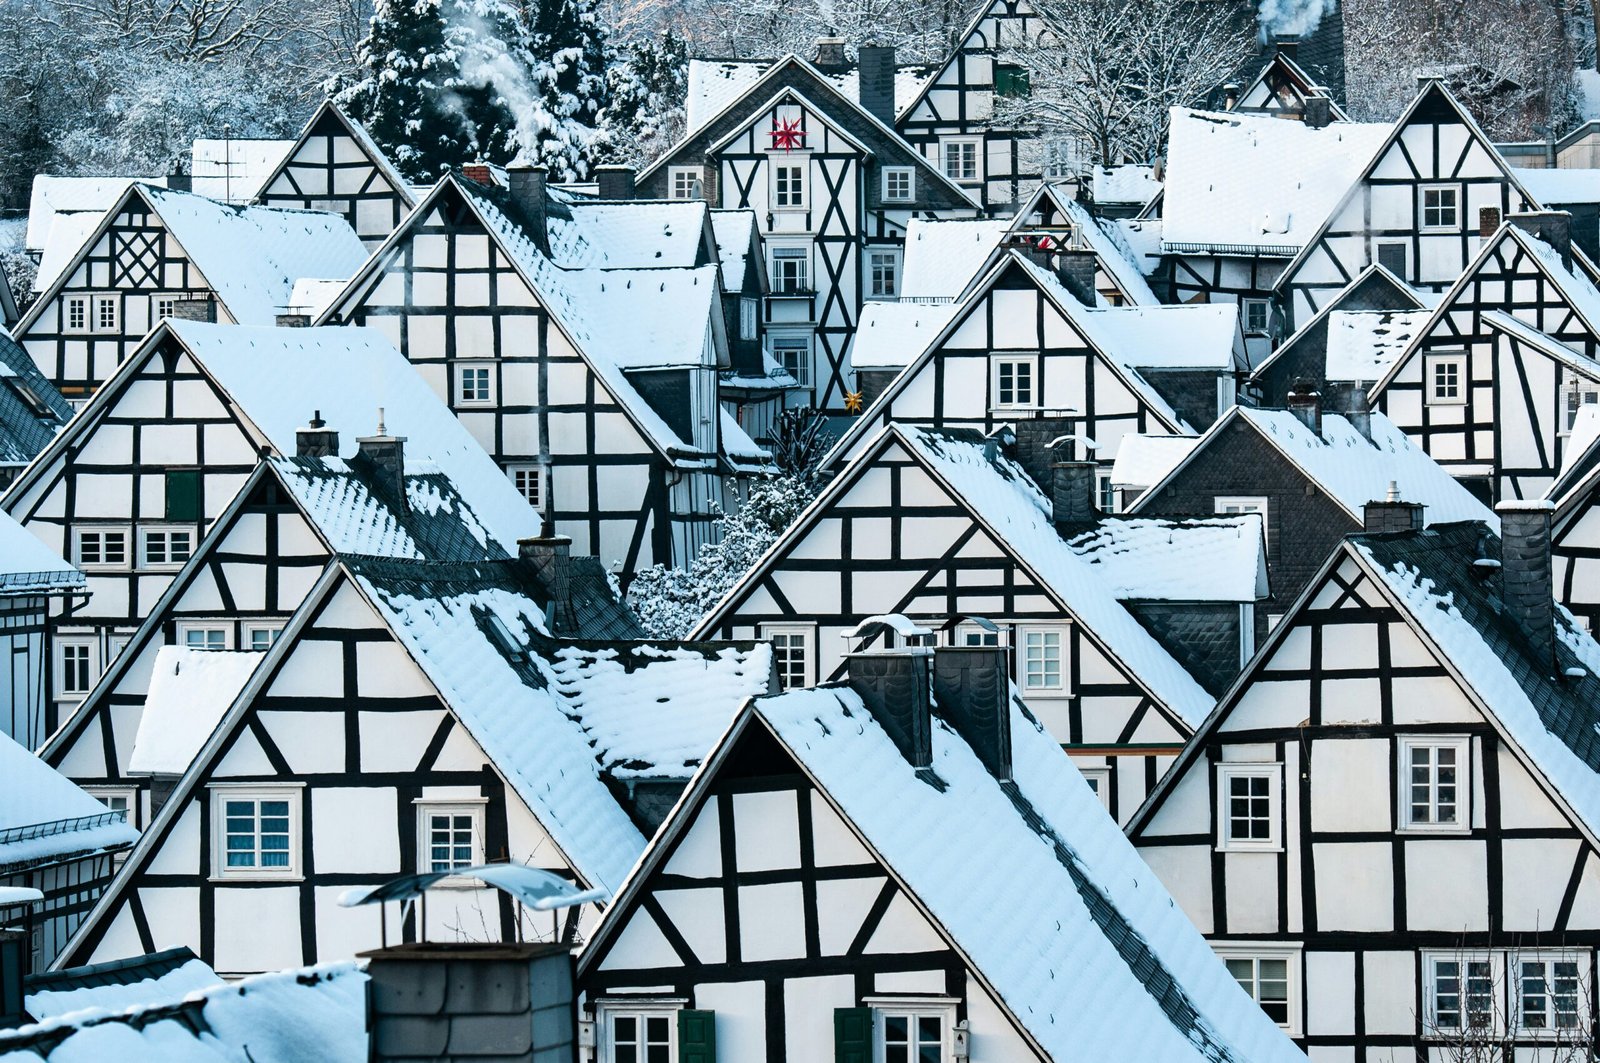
[129,648,266,775]
[709,209,757,291]
[190,138,295,203]
[0,961,365,1062]
[685,57,934,131]
[25,175,161,255]
[547,200,710,269]
[1325,310,1431,381]
[1079,301,1242,369]
[900,218,1011,299]
[1161,108,1389,251]
[1505,228,1600,336]
[25,952,221,1021]
[32,212,105,294]
[850,300,962,369]
[1110,434,1199,488]
[0,732,136,872]
[0,509,80,593]
[740,684,1307,1062]
[1056,199,1160,306]
[1091,164,1162,206]
[1068,515,1268,602]
[1513,167,1600,206]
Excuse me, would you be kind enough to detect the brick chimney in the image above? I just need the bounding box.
[355,407,406,504]
[1479,206,1502,240]
[1303,97,1332,129]
[507,163,549,254]
[1363,481,1425,534]
[1012,412,1077,490]
[594,165,635,200]
[296,410,339,458]
[857,43,897,127]
[932,646,1011,780]
[1287,382,1323,436]
[814,36,847,68]
[520,535,574,635]
[846,651,933,769]
[1495,500,1555,657]
[1510,210,1573,271]
[461,163,494,186]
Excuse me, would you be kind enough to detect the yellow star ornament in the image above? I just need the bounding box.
[844,390,864,414]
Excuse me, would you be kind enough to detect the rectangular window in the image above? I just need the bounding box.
[140,525,194,570]
[991,355,1037,410]
[941,139,980,182]
[244,624,282,651]
[57,638,97,698]
[416,801,485,876]
[882,167,913,202]
[1022,628,1063,690]
[1401,736,1469,831]
[867,999,957,1063]
[65,295,89,333]
[1376,241,1408,275]
[1214,947,1300,1033]
[1427,354,1467,405]
[739,298,757,341]
[85,787,137,829]
[457,364,493,405]
[93,295,118,333]
[598,1003,683,1063]
[1241,298,1270,336]
[1098,472,1117,514]
[772,163,806,209]
[1079,766,1111,810]
[994,62,1031,98]
[507,464,542,507]
[765,626,812,690]
[773,338,810,388]
[1564,379,1600,433]
[1520,957,1583,1030]
[668,167,702,200]
[180,624,230,651]
[155,296,176,321]
[1218,764,1281,850]
[1429,954,1496,1034]
[73,527,131,570]
[771,246,809,293]
[213,787,299,877]
[956,624,1002,647]
[1420,184,1461,231]
[867,250,900,300]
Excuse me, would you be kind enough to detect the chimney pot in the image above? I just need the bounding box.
[507,163,549,254]
[1480,206,1502,240]
[1287,383,1323,435]
[932,646,1012,780]
[594,165,636,200]
[296,410,340,458]
[1222,82,1240,110]
[1362,483,1426,535]
[846,651,933,769]
[857,43,897,127]
[1495,500,1556,658]
[1303,97,1332,128]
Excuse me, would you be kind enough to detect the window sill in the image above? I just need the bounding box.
[1215,844,1284,854]
[455,400,496,409]
[209,872,304,883]
[77,565,133,574]
[1395,826,1472,837]
[1419,226,1461,235]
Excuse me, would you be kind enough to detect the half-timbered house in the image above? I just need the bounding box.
[52,551,771,976]
[317,169,769,574]
[1127,402,1495,622]
[639,53,979,410]
[250,101,417,247]
[14,183,367,395]
[693,423,1269,821]
[1544,409,1600,634]
[575,646,1308,1063]
[1227,45,1348,123]
[2,320,533,730]
[1275,80,1538,328]
[1128,504,1600,1058]
[0,511,83,749]
[0,734,136,970]
[1366,214,1600,503]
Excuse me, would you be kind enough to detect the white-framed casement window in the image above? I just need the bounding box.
[763,624,813,690]
[1020,626,1065,691]
[414,800,486,880]
[1217,763,1281,851]
[73,526,131,571]
[1420,951,1590,1038]
[63,293,118,334]
[154,296,177,322]
[881,166,914,203]
[1097,471,1117,514]
[990,354,1037,410]
[211,784,302,879]
[85,786,138,829]
[1214,946,1300,1035]
[1563,378,1600,433]
[1425,952,1498,1036]
[1400,735,1470,832]
[668,166,702,200]
[1420,183,1462,231]
[1215,497,1269,549]
[595,999,684,1063]
[866,997,959,1063]
[772,336,811,389]
[56,636,98,699]
[1516,953,1587,1033]
[739,298,758,341]
[244,623,283,651]
[1426,353,1468,406]
[1376,241,1409,275]
[456,362,494,406]
[180,622,231,651]
[507,464,543,508]
[866,248,901,300]
[940,138,981,183]
[139,524,194,570]
[955,622,1003,647]
[1078,765,1112,809]
[1241,298,1270,336]
[771,162,807,209]
[770,245,810,294]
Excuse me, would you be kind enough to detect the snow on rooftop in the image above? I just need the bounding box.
[1566,405,1600,474]
[25,175,162,256]
[900,218,1010,299]
[129,648,265,775]
[0,732,137,872]
[1080,301,1242,370]
[1068,515,1267,602]
[1111,217,1164,273]
[0,510,81,593]
[1325,309,1431,381]
[745,684,1306,1062]
[190,138,296,204]
[1513,167,1600,206]
[1160,108,1389,251]
[25,957,222,1021]
[709,209,757,291]
[1503,227,1600,336]
[286,278,350,320]
[684,57,933,131]
[1110,434,1199,488]
[32,212,106,294]
[1056,199,1160,306]
[850,301,961,369]
[547,200,709,269]
[1091,164,1162,206]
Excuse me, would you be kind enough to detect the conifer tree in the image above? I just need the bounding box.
[601,30,689,167]
[525,0,611,178]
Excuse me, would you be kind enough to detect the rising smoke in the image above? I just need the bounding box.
[1257,0,1334,39]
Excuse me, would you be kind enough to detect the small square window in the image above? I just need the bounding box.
[994,62,1031,98]
[882,167,914,202]
[1426,354,1468,405]
[415,801,486,879]
[244,624,282,651]
[1400,736,1470,832]
[597,1001,685,1063]
[991,355,1037,409]
[764,625,812,690]
[180,624,230,651]
[507,464,543,507]
[74,527,131,570]
[668,167,703,200]
[56,637,98,698]
[140,525,195,570]
[155,296,177,322]
[941,139,981,183]
[457,364,493,405]
[867,249,900,300]
[1217,764,1280,850]
[866,998,957,1063]
[212,787,300,879]
[1420,184,1461,231]
[772,163,806,209]
[1241,298,1270,336]
[1021,627,1064,690]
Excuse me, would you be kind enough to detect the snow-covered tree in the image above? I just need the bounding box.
[524,0,611,178]
[601,30,688,167]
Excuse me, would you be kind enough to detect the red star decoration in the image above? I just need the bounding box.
[770,116,806,152]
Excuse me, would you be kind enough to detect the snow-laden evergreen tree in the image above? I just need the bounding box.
[525,0,611,178]
[336,0,530,181]
[600,30,688,167]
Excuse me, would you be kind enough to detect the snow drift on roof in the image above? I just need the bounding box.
[25,956,222,1021]
[32,212,105,294]
[1110,434,1199,488]
[1091,164,1162,206]
[685,57,933,131]
[0,510,81,593]
[1068,515,1267,602]
[0,733,137,871]
[129,648,265,775]
[900,218,1011,299]
[709,210,757,291]
[1325,310,1431,381]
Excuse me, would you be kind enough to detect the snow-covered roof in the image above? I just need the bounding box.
[31,212,106,294]
[1067,515,1268,602]
[685,57,934,131]
[0,732,136,873]
[850,300,962,369]
[1053,199,1160,306]
[1091,164,1162,206]
[709,209,757,291]
[900,218,1010,299]
[190,138,295,203]
[1111,217,1164,273]
[25,175,161,256]
[1109,434,1199,489]
[286,277,349,319]
[1160,108,1390,253]
[1505,225,1600,336]
[0,961,365,1062]
[129,648,265,775]
[1080,300,1243,370]
[547,199,711,269]
[0,509,81,595]
[1324,309,1432,381]
[599,680,1307,1062]
[25,951,221,1021]
[1513,167,1600,205]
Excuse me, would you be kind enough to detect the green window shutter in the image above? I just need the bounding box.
[165,470,201,521]
[995,63,1031,98]
[834,1007,872,1063]
[679,1009,717,1063]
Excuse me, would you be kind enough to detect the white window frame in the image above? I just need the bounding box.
[243,623,283,651]
[990,354,1038,411]
[209,783,304,881]
[414,799,488,884]
[178,622,232,651]
[1514,951,1589,1035]
[770,161,807,210]
[139,523,195,571]
[762,624,814,690]
[1213,944,1301,1036]
[881,166,914,203]
[1420,183,1462,232]
[769,244,810,294]
[739,297,758,341]
[1019,626,1065,692]
[864,996,959,1063]
[72,525,132,571]
[940,137,982,183]
[1078,765,1112,810]
[55,636,98,699]
[1215,497,1269,548]
[954,622,1005,648]
[507,464,543,508]
[85,786,138,830]
[595,998,685,1063]
[154,295,177,322]
[1426,353,1468,406]
[866,248,901,301]
[668,166,702,201]
[1241,298,1270,336]
[64,293,119,335]
[64,294,90,334]
[1399,735,1471,833]
[1423,951,1500,1038]
[456,362,495,407]
[1097,471,1118,515]
[1216,763,1282,851]
[772,335,811,388]
[1562,377,1600,435]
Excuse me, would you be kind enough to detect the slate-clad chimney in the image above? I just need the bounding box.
[356,408,406,504]
[932,646,1011,780]
[166,160,192,194]
[594,165,635,200]
[1053,250,1099,306]
[857,43,897,127]
[171,297,217,323]
[1303,96,1332,129]
[296,410,339,458]
[1363,481,1425,534]
[1287,383,1322,435]
[846,651,933,769]
[1346,386,1373,442]
[1510,210,1573,271]
[1012,411,1077,490]
[1480,206,1502,240]
[1052,456,1098,530]
[1495,500,1556,656]
[520,535,574,635]
[814,36,847,68]
[508,163,549,253]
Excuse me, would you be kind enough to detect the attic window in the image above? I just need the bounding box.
[994,62,1031,98]
[484,613,523,658]
[1420,184,1461,232]
[882,167,913,203]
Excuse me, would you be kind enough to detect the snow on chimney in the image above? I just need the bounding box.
[1363,481,1425,535]
[815,36,847,67]
[1287,382,1322,435]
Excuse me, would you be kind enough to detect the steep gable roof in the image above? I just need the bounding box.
[25,174,163,256]
[1231,50,1349,120]
[251,99,416,211]
[0,326,71,469]
[1012,183,1159,305]
[685,56,935,131]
